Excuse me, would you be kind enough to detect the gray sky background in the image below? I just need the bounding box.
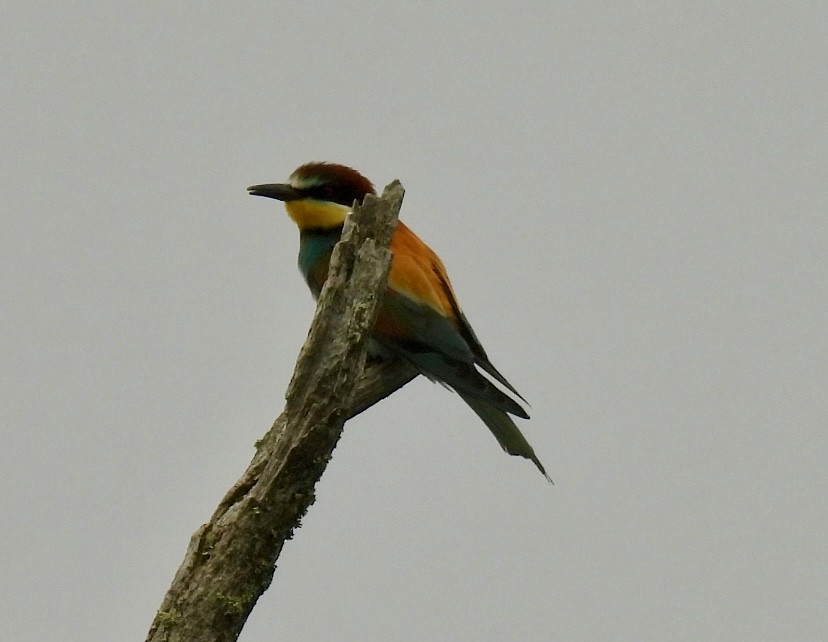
[2,3,826,641]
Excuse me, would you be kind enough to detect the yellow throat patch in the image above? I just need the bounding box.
[285,200,350,230]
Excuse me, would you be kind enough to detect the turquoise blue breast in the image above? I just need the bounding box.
[298,229,342,298]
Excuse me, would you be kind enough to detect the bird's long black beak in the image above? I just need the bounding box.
[247,183,303,202]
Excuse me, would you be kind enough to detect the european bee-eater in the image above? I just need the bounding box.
[248,162,549,481]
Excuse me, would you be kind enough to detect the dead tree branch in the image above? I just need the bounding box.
[146,181,415,642]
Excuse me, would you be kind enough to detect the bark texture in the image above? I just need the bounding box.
[146,182,416,642]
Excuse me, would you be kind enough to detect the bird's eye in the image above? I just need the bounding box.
[315,184,335,199]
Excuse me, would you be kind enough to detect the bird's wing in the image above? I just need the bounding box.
[375,222,527,415]
[386,222,457,319]
[384,222,527,402]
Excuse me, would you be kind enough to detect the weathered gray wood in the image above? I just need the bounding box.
[146,182,411,642]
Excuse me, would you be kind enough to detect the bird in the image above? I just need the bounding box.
[248,162,550,481]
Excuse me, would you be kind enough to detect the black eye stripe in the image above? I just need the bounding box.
[305,184,364,207]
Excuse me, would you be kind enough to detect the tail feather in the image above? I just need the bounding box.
[457,392,552,483]
[395,348,529,419]
[375,341,548,481]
